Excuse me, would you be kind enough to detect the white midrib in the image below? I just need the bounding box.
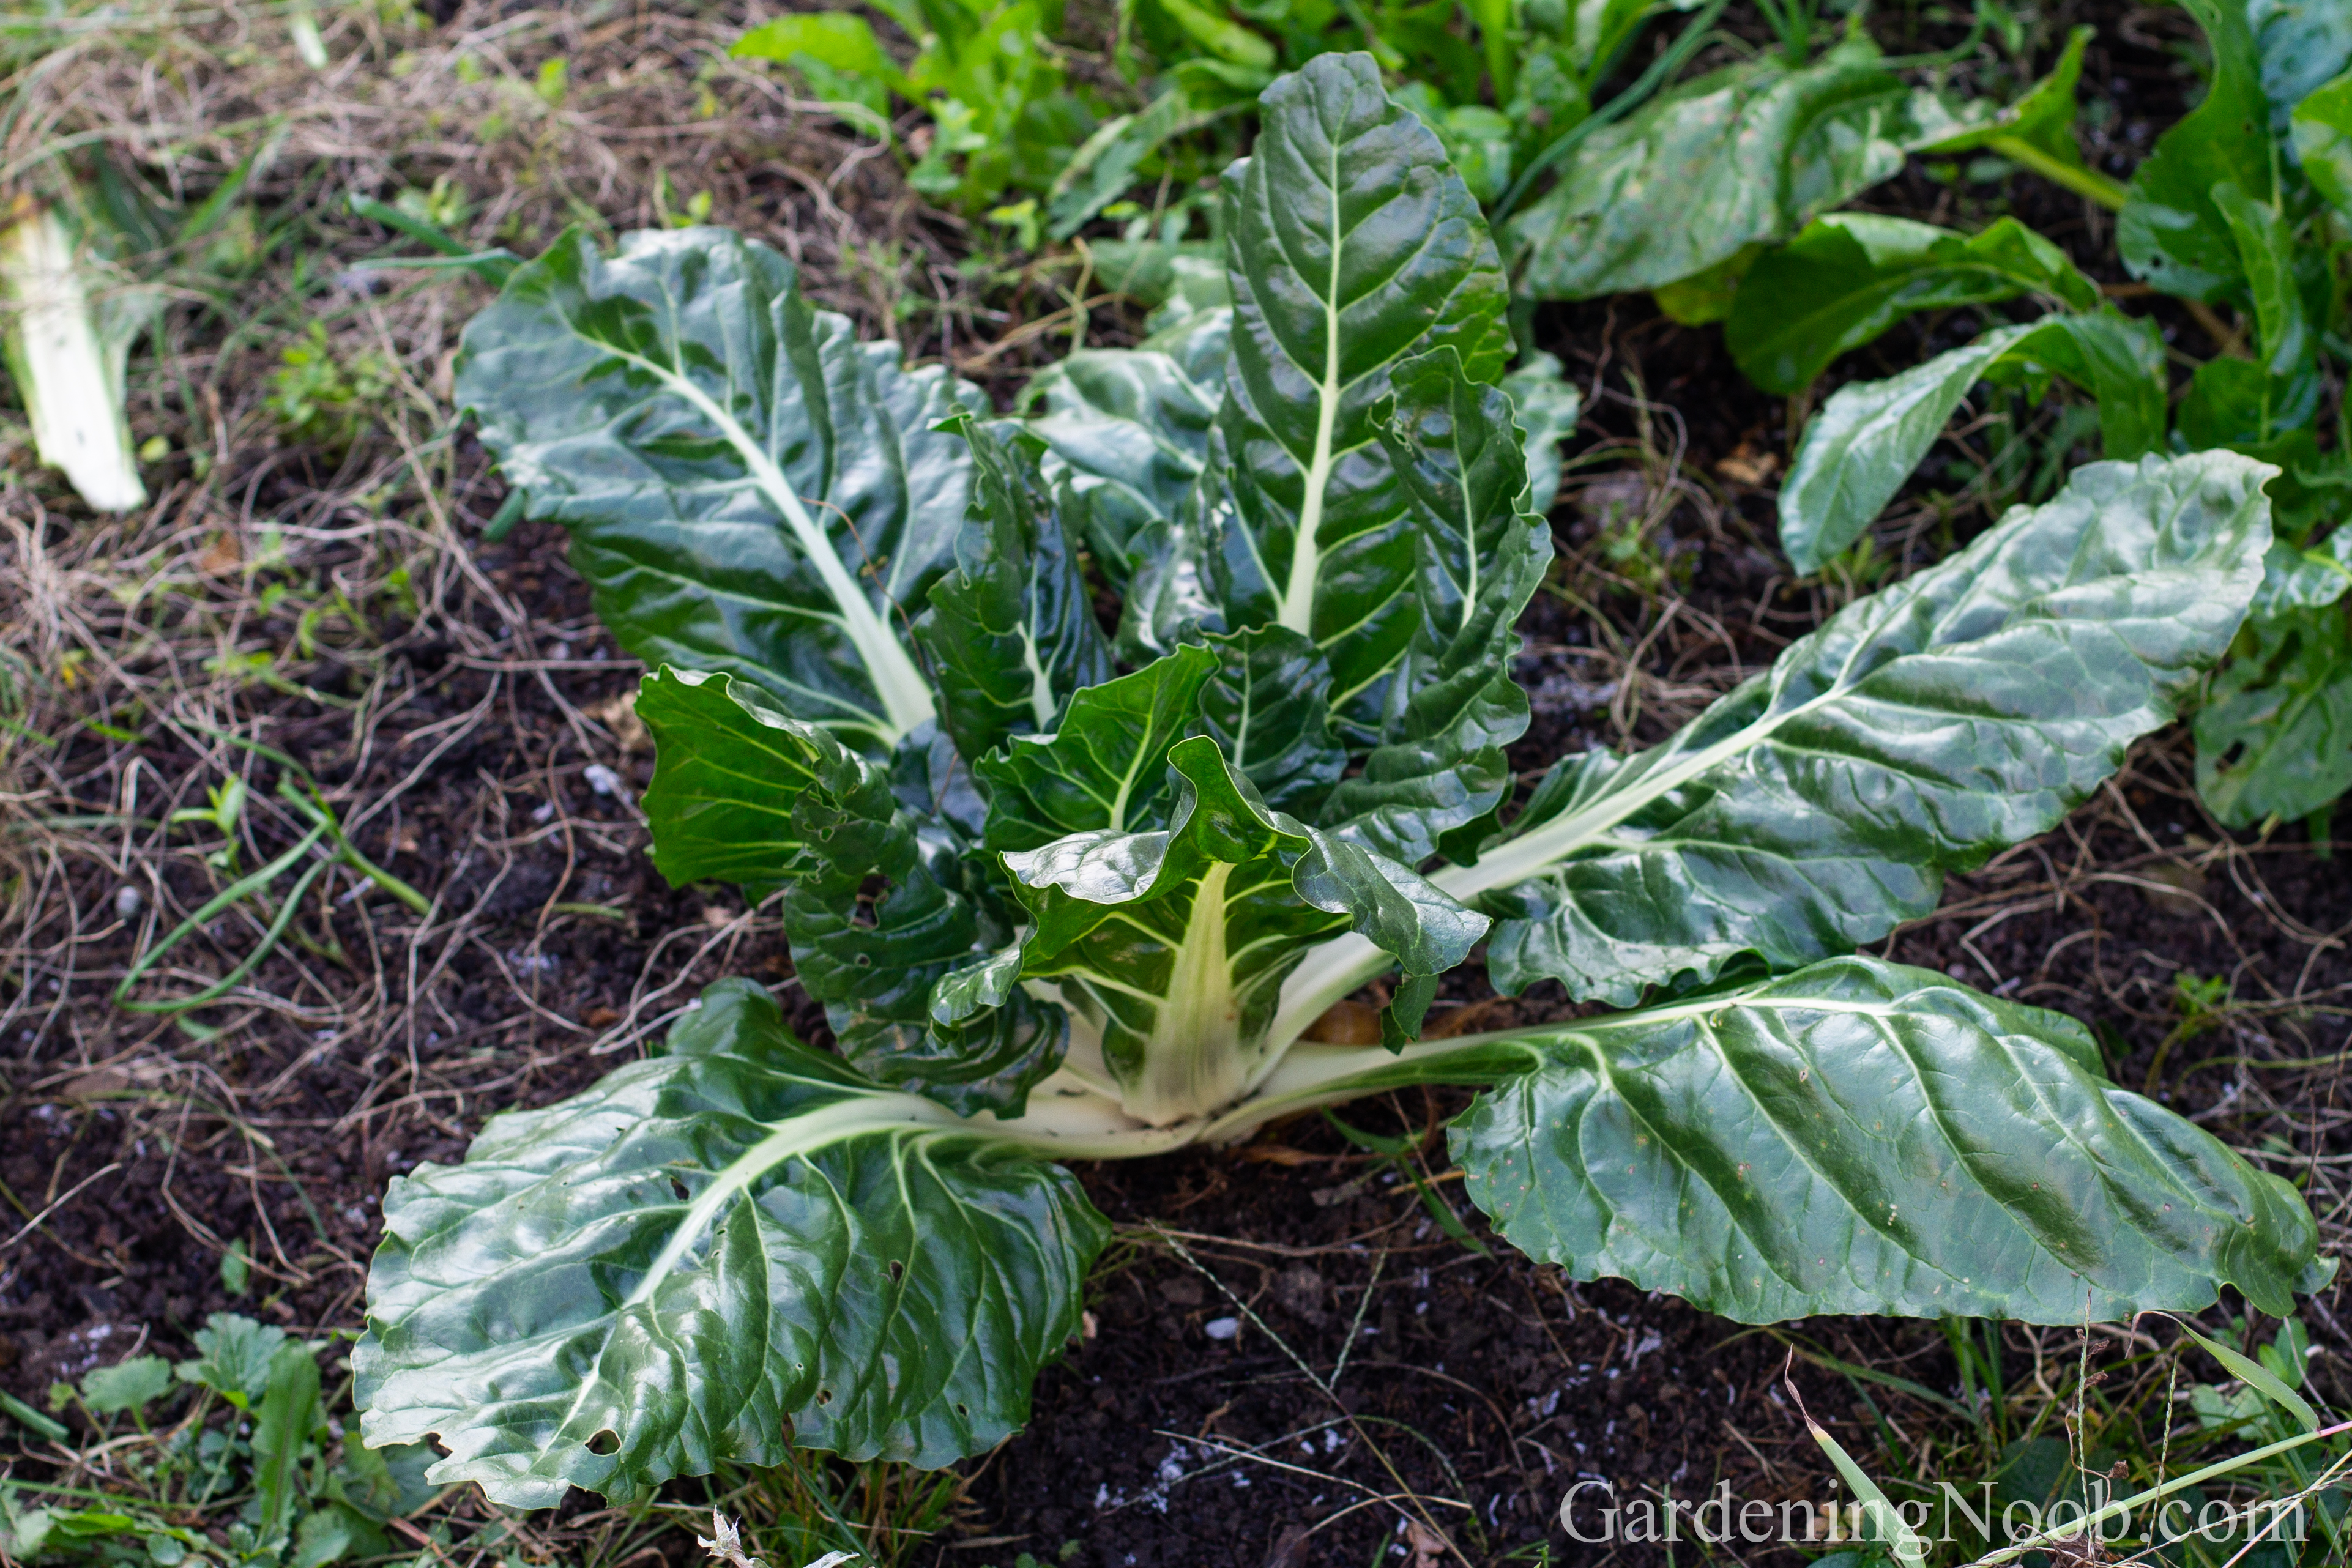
[1016,618,1054,731]
[602,338,937,745]
[1275,149,1348,637]
[1256,678,1855,1077]
[1121,861,1250,1124]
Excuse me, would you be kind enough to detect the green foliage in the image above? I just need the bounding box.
[6,1317,439,1568]
[266,323,393,452]
[376,49,2331,1518]
[731,0,1094,214]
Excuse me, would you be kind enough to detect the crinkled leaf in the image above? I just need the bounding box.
[1027,311,1227,659]
[2194,605,2352,827]
[1462,454,2272,1004]
[1508,39,1987,300]
[777,712,1064,1117]
[456,227,966,750]
[1215,50,1510,741]
[1327,348,1550,864]
[996,736,1483,1120]
[637,666,838,893]
[1451,957,2326,1322]
[2292,70,2352,216]
[914,418,1114,764]
[355,980,1106,1507]
[977,643,1219,852]
[1725,214,2099,396]
[1777,312,2167,573]
[2118,0,2274,303]
[2255,523,2352,616]
[1194,626,1347,820]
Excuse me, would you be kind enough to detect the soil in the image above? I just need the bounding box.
[2,1,2350,1566]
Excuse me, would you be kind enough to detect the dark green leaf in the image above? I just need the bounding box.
[2202,181,2321,437]
[456,228,970,751]
[1777,312,2168,572]
[1327,349,1551,863]
[914,418,1114,765]
[976,644,1219,852]
[1508,39,1987,300]
[2194,605,2352,827]
[637,666,839,893]
[1451,957,2326,1321]
[1046,88,1233,240]
[355,980,1107,1506]
[1194,626,1347,820]
[999,736,1484,1121]
[2118,0,2273,302]
[1725,214,2099,396]
[1462,454,2272,1003]
[1215,50,1511,740]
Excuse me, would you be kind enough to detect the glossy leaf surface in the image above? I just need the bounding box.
[1216,50,1510,737]
[1777,313,2168,573]
[1508,40,1984,300]
[456,228,968,749]
[1452,959,2326,1321]
[1467,455,2273,1003]
[356,981,1105,1506]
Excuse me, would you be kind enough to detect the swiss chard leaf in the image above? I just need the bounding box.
[1195,625,1348,820]
[913,417,1114,765]
[2118,0,2275,303]
[1725,214,2099,396]
[456,227,967,751]
[1450,957,2326,1321]
[355,980,1107,1507]
[2194,604,2352,827]
[976,642,1219,851]
[1327,348,1552,864]
[1919,24,2094,170]
[1215,49,1511,740]
[1776,311,2168,573]
[638,668,1062,1116]
[1507,39,1987,300]
[2249,0,2352,125]
[1462,455,2271,1005]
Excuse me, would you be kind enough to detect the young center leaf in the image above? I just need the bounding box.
[1215,49,1511,739]
[354,981,1109,1508]
[1776,310,2167,573]
[1447,958,2328,1321]
[2117,0,2276,302]
[456,227,971,751]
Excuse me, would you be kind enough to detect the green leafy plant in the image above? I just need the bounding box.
[730,0,1095,218]
[1708,1,2352,836]
[2,1315,440,1568]
[357,53,2328,1514]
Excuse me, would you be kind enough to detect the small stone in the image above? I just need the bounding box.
[1203,1316,1240,1341]
[114,886,141,919]
[584,763,624,797]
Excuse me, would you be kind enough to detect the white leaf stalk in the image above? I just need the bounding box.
[0,198,149,513]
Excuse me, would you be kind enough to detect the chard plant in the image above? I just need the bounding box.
[356,53,2330,1509]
